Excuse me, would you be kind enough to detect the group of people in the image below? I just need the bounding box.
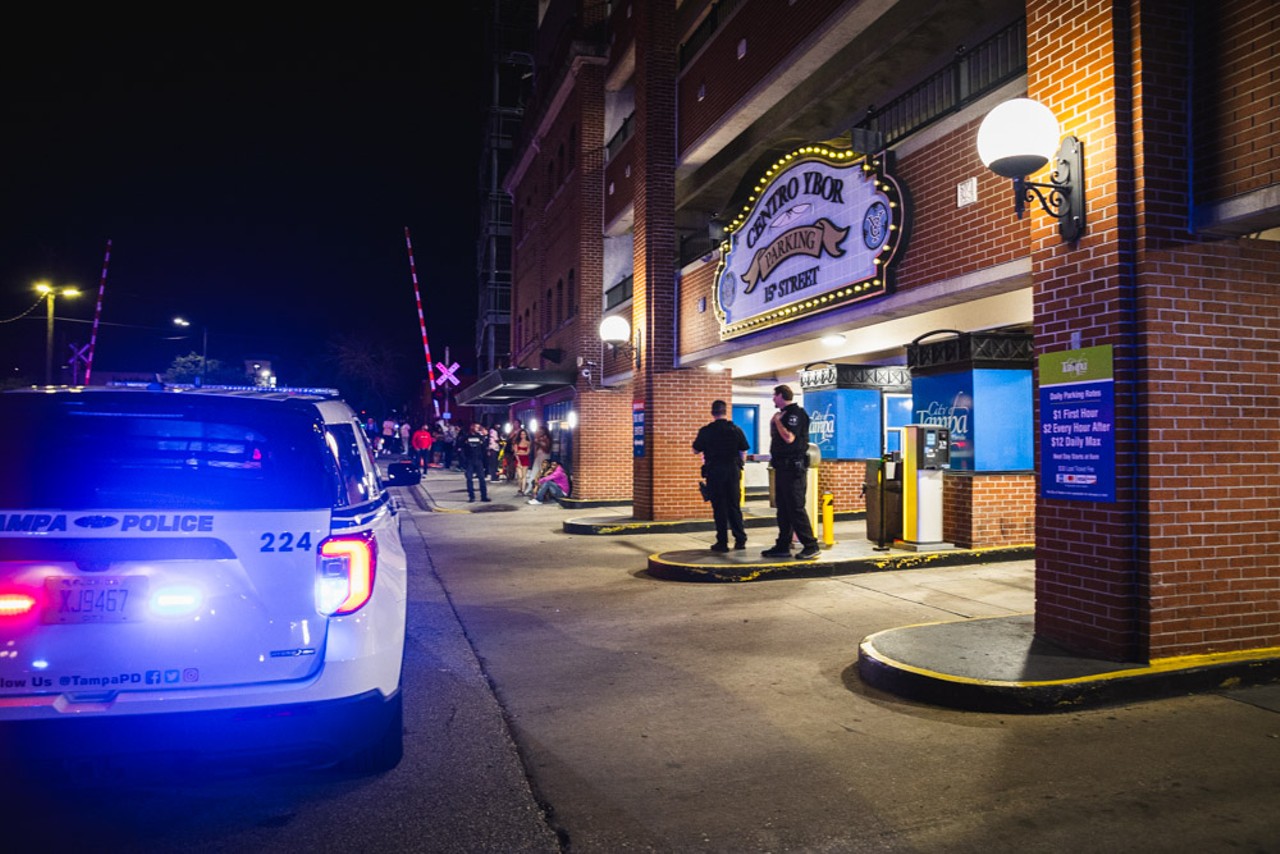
[693,384,819,561]
[376,385,814,549]
[461,422,566,505]
[504,425,552,496]
[369,414,568,506]
[376,384,815,549]
[367,416,462,469]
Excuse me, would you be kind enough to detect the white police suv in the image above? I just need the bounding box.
[0,385,420,774]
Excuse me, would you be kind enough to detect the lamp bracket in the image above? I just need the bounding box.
[1011,136,1084,242]
[604,328,642,369]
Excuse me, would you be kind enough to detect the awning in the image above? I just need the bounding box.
[455,368,577,406]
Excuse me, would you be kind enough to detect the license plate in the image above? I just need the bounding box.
[43,576,147,624]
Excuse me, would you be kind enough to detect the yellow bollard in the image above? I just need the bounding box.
[822,492,836,547]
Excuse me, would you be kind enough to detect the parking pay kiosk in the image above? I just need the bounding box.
[898,424,952,550]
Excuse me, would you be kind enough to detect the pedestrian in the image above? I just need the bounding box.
[399,421,412,457]
[512,427,532,495]
[435,421,456,470]
[381,416,397,457]
[528,426,552,494]
[459,421,490,503]
[503,425,520,481]
[487,425,501,481]
[761,384,820,560]
[411,423,434,472]
[527,459,570,505]
[692,399,750,553]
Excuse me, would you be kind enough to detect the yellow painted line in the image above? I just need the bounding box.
[1149,646,1280,669]
[860,614,1280,689]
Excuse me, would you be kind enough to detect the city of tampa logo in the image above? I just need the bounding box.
[1062,357,1088,377]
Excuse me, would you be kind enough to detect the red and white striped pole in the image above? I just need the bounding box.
[404,228,439,416]
[83,238,111,386]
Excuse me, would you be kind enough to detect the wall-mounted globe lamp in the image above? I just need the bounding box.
[599,315,639,367]
[977,98,1084,242]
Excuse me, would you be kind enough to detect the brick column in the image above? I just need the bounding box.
[630,0,713,521]
[567,62,631,501]
[1029,0,1142,660]
[1028,0,1280,662]
[572,387,634,500]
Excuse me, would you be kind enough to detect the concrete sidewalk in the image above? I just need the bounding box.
[406,466,1280,713]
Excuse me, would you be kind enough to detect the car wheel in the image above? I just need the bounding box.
[338,692,403,774]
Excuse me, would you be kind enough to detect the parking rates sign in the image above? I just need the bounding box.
[1039,345,1116,502]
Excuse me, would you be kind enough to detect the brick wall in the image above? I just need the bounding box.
[1191,0,1280,201]
[894,124,1030,290]
[606,0,637,82]
[678,259,721,356]
[576,63,607,362]
[944,473,1036,549]
[1136,0,1280,659]
[1141,239,1280,657]
[677,0,847,156]
[604,133,635,229]
[818,460,867,514]
[1030,0,1280,661]
[572,387,635,499]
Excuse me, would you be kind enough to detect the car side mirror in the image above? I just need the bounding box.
[385,461,421,487]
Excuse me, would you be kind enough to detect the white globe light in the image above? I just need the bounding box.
[599,315,631,344]
[977,98,1061,179]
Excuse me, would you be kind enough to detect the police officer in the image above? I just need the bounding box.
[460,422,491,503]
[692,399,750,553]
[762,384,819,560]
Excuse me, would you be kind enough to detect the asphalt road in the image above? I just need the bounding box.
[7,476,1280,852]
[409,474,1280,853]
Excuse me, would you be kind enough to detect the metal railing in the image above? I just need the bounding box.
[858,19,1025,147]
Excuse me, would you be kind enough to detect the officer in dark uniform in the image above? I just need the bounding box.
[692,399,750,552]
[762,384,819,560]
[460,422,491,503]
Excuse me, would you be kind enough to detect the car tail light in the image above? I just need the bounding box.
[0,592,38,617]
[316,532,377,615]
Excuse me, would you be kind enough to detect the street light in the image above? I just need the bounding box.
[173,317,208,385]
[35,282,80,385]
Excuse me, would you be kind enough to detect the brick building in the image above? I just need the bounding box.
[459,0,1280,664]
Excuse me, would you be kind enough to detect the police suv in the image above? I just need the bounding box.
[0,385,420,773]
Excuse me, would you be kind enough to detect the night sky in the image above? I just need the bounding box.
[0,9,488,405]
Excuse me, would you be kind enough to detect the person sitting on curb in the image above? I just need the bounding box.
[527,460,570,505]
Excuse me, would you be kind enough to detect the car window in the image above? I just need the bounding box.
[0,394,338,511]
[326,421,381,507]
